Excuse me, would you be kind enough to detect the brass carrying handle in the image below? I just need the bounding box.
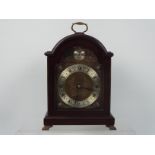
[71,22,88,33]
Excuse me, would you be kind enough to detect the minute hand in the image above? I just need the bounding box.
[79,87,93,91]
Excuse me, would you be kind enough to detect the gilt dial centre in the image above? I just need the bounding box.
[77,84,81,89]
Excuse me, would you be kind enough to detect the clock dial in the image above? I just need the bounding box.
[58,64,100,108]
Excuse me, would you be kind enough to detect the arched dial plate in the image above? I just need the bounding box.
[58,64,101,108]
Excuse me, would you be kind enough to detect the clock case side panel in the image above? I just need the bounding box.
[43,33,115,126]
[46,55,55,116]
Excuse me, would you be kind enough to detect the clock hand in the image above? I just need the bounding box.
[76,84,93,91]
[75,85,80,100]
[79,86,93,91]
[76,84,93,93]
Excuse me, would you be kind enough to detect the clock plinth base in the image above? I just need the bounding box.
[43,114,115,128]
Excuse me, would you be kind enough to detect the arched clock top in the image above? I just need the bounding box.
[45,33,113,63]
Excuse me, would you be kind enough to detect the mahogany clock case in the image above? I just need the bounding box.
[43,26,115,129]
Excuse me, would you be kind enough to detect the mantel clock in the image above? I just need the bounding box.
[43,22,116,130]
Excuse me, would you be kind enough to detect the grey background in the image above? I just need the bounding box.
[0,20,155,134]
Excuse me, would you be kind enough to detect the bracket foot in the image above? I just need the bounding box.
[42,125,53,131]
[106,125,116,130]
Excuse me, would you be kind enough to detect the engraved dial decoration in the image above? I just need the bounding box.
[58,64,100,108]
